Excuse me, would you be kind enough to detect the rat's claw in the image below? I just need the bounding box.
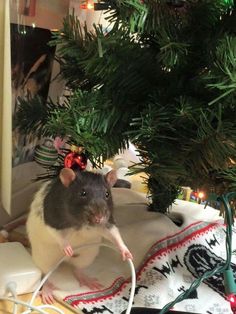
[40,281,56,304]
[63,244,74,257]
[41,292,54,304]
[74,268,104,291]
[120,245,133,261]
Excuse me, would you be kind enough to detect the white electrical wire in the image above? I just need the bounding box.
[0,296,64,314]
[6,282,18,314]
[0,242,136,314]
[125,258,136,314]
[29,242,136,314]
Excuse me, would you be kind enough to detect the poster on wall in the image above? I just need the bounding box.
[11,23,56,167]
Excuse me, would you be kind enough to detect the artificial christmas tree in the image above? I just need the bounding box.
[15,0,236,213]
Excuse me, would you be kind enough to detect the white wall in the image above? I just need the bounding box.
[0,0,13,220]
[10,0,70,30]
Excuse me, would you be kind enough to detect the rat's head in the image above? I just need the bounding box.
[59,168,117,227]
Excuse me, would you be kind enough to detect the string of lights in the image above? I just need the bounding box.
[159,192,236,314]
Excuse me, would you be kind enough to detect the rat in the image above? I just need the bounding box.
[26,167,133,304]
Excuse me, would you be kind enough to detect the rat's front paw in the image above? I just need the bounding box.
[119,245,133,261]
[63,244,74,257]
[40,281,56,304]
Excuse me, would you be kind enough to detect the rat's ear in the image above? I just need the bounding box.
[105,169,117,187]
[59,168,76,187]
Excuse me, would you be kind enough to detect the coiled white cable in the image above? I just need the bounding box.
[0,242,136,314]
[28,242,136,314]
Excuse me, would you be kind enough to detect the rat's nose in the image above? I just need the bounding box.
[94,214,104,224]
[87,201,110,225]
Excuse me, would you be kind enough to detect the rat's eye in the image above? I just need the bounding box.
[105,191,110,198]
[81,190,86,197]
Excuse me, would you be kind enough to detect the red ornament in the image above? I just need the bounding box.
[64,151,87,170]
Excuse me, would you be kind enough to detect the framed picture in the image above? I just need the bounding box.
[11,23,56,166]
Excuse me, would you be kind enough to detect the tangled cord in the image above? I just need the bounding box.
[159,192,236,314]
[0,242,136,314]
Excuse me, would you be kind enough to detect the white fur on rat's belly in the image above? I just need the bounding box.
[27,182,103,274]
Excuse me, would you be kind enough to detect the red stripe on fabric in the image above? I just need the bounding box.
[64,220,223,307]
[136,222,220,278]
[147,221,207,253]
[64,276,127,304]
[66,279,131,306]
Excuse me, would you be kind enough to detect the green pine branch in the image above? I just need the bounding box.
[13,96,63,138]
[15,1,236,213]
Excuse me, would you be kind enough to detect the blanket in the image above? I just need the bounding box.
[48,189,235,314]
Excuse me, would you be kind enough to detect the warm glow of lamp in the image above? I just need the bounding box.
[87,2,94,9]
[198,191,204,199]
[80,2,94,9]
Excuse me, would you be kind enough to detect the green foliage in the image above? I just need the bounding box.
[15,0,236,213]
[46,89,130,164]
[206,36,236,105]
[13,96,61,138]
[219,166,236,191]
